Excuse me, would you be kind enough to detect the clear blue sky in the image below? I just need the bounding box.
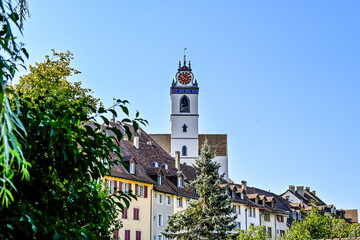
[16,1,360,211]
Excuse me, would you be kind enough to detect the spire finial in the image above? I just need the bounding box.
[183,48,187,66]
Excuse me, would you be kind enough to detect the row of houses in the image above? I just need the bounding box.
[101,122,357,240]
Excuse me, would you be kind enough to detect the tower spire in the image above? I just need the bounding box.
[183,48,187,66]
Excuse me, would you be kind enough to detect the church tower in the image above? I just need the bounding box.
[170,54,199,166]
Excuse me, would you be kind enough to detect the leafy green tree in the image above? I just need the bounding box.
[0,0,30,207]
[0,51,147,239]
[163,140,236,240]
[284,207,360,240]
[15,49,99,112]
[235,225,267,240]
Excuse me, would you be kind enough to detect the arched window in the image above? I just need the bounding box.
[182,145,187,156]
[180,96,190,113]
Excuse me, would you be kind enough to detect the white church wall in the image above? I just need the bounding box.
[171,138,199,159]
[213,156,228,180]
[170,115,199,138]
[171,94,198,114]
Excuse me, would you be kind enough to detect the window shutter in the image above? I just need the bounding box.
[136,231,141,240]
[144,186,148,198]
[133,208,138,220]
[119,181,122,191]
[135,184,138,196]
[125,230,130,240]
[129,183,132,191]
[114,180,118,189]
[122,207,128,219]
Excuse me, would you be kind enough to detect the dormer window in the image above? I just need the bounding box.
[231,191,235,198]
[178,176,184,188]
[241,193,244,199]
[161,163,168,170]
[130,162,136,174]
[157,174,162,185]
[152,161,159,167]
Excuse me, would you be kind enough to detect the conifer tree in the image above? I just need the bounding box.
[163,140,236,240]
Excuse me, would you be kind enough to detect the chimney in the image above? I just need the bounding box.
[305,187,310,192]
[296,186,304,197]
[133,134,139,149]
[312,190,316,196]
[175,151,180,171]
[241,180,247,191]
[289,185,295,192]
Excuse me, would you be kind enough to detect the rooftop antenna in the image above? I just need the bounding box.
[183,48,187,66]
[112,97,116,122]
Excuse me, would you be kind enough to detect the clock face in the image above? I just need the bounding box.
[178,72,192,85]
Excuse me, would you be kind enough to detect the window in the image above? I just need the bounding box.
[158,194,164,204]
[236,222,241,229]
[133,208,140,221]
[182,145,187,156]
[105,180,114,194]
[186,199,190,207]
[158,214,163,227]
[122,207,128,219]
[264,213,270,222]
[166,196,172,205]
[122,182,130,193]
[152,161,159,167]
[232,205,236,213]
[177,197,183,207]
[249,207,256,217]
[157,235,163,240]
[130,162,136,174]
[250,223,254,226]
[237,205,241,214]
[137,185,144,197]
[180,96,190,112]
[157,174,162,185]
[267,227,272,238]
[182,124,188,132]
[135,231,141,240]
[124,230,130,240]
[178,176,184,188]
[167,215,171,222]
[161,163,168,170]
[277,215,284,222]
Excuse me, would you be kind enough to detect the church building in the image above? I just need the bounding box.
[149,55,229,180]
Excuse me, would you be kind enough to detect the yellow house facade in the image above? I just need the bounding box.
[105,176,153,240]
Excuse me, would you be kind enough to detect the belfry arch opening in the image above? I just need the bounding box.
[180,95,190,113]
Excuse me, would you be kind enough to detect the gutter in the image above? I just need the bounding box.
[150,188,153,238]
